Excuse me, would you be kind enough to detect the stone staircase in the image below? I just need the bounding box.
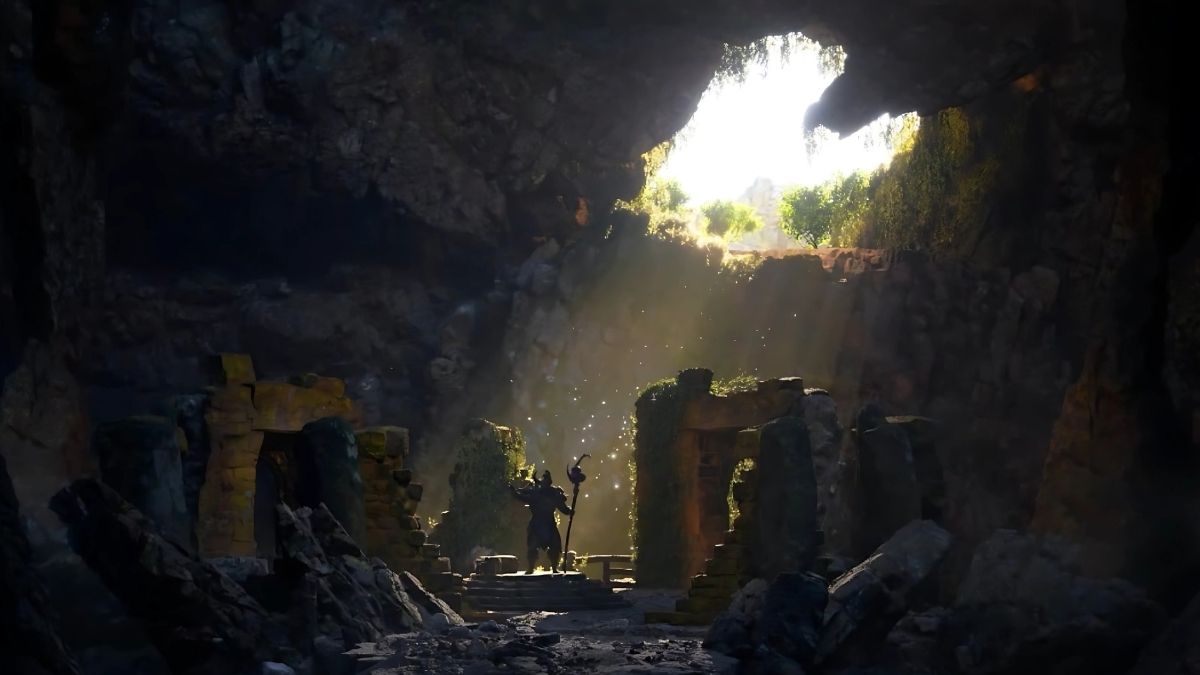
[462,571,630,616]
[644,529,749,625]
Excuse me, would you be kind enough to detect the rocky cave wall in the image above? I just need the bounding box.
[1,0,1197,654]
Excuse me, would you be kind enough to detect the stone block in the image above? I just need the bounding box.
[406,529,428,546]
[405,483,424,501]
[213,353,256,385]
[393,469,413,486]
[713,544,743,560]
[421,543,442,559]
[252,381,360,432]
[356,426,410,461]
[707,557,744,577]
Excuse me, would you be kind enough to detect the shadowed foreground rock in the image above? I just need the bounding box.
[705,572,829,669]
[886,529,1166,675]
[1130,591,1200,675]
[50,479,452,675]
[818,519,952,666]
[50,479,273,674]
[0,453,80,675]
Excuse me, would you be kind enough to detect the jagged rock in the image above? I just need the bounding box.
[274,503,423,646]
[818,520,952,665]
[755,573,829,666]
[1129,590,1200,675]
[752,416,819,580]
[208,556,271,584]
[704,578,770,656]
[852,407,923,557]
[295,418,368,549]
[705,573,827,667]
[397,570,466,626]
[50,478,273,674]
[0,453,80,675]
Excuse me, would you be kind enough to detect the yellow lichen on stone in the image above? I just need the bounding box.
[216,353,256,385]
[356,426,409,461]
[251,381,361,431]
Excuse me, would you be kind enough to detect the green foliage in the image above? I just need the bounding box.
[726,458,757,528]
[700,200,763,240]
[711,373,758,396]
[861,106,1020,252]
[715,33,846,86]
[616,141,697,243]
[779,172,872,247]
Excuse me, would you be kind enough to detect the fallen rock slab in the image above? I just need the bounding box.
[817,519,952,665]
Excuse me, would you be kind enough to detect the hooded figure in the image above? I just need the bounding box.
[510,470,574,573]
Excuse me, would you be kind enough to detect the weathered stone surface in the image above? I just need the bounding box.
[1130,591,1200,675]
[0,453,80,675]
[818,520,952,665]
[852,408,923,558]
[396,570,465,627]
[296,417,367,548]
[275,503,423,644]
[705,573,827,668]
[92,416,191,547]
[751,416,819,580]
[950,529,1166,675]
[50,479,272,674]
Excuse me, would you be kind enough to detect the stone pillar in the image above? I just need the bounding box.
[853,408,922,558]
[92,416,190,547]
[751,416,818,580]
[296,417,367,548]
[197,384,260,556]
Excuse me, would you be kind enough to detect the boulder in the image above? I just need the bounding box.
[705,573,827,667]
[754,572,829,666]
[0,453,80,675]
[818,520,952,665]
[704,578,769,656]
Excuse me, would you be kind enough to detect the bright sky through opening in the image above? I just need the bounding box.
[660,40,908,205]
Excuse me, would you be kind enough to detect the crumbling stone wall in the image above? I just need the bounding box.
[198,355,362,557]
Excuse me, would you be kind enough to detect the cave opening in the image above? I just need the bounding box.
[650,33,918,251]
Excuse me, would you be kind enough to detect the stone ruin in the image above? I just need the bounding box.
[632,367,952,625]
[89,353,464,608]
[429,418,530,574]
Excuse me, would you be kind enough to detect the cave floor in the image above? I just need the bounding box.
[349,589,737,674]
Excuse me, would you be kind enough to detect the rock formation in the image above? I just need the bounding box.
[0,453,80,675]
[50,477,456,675]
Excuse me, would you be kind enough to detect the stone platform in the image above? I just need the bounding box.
[463,571,630,615]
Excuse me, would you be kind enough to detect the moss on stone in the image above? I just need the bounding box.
[431,419,529,572]
[633,374,691,587]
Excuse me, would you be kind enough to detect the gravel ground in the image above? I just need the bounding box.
[343,589,738,675]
